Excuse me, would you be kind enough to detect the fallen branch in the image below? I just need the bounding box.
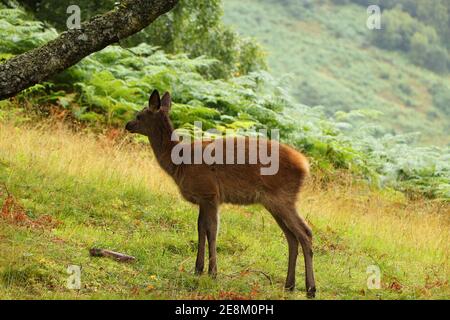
[89,248,136,262]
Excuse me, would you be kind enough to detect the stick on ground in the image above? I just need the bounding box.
[89,248,136,262]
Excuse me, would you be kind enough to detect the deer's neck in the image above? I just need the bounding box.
[147,116,178,176]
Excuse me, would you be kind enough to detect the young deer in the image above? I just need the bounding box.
[125,90,316,298]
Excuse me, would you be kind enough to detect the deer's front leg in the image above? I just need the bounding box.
[195,206,207,274]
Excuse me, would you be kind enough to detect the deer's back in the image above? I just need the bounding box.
[173,137,309,205]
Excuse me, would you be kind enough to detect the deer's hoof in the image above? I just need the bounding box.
[208,270,217,279]
[195,267,204,275]
[306,286,316,299]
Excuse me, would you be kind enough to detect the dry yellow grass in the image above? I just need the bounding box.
[0,121,180,197]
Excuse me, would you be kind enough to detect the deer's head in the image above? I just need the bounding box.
[125,90,172,136]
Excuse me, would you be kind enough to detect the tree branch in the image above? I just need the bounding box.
[0,0,178,100]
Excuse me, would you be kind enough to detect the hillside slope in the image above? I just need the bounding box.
[0,120,448,299]
[223,0,450,145]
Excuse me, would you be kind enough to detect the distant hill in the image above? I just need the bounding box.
[223,0,450,145]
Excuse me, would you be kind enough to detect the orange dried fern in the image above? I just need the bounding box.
[0,184,60,229]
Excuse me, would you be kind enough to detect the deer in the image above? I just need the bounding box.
[125,90,316,298]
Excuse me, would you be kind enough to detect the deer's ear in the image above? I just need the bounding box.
[149,89,161,111]
[160,92,172,113]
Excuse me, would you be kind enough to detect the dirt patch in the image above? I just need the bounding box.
[292,20,322,35]
[409,79,433,113]
[379,90,406,109]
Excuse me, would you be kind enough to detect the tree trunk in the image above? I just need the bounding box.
[0,0,178,100]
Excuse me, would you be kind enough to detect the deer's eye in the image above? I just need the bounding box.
[137,114,142,121]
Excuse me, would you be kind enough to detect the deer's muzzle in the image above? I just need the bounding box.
[125,120,137,133]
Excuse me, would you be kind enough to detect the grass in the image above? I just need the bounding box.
[0,119,448,299]
[223,0,450,145]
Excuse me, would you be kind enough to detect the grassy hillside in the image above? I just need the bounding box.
[0,118,448,299]
[223,0,450,145]
[0,1,448,300]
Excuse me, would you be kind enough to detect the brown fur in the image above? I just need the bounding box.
[125,90,316,298]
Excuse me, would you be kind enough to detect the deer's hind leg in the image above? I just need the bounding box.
[284,206,316,298]
[266,201,316,298]
[265,205,299,291]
